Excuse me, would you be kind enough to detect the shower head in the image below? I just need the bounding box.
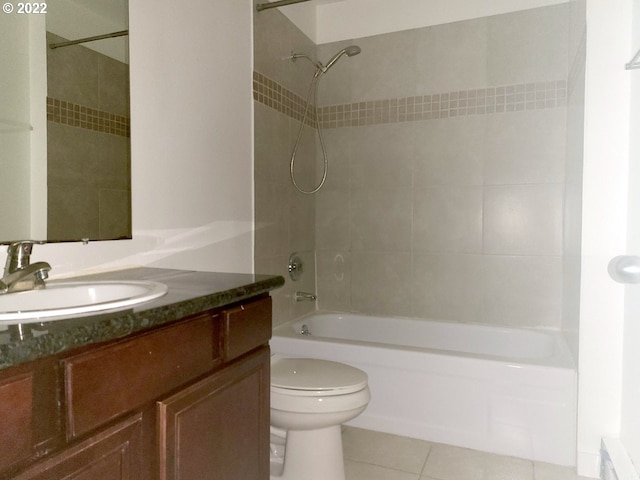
[344,45,362,56]
[319,45,361,73]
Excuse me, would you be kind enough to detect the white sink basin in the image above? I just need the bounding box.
[0,280,168,323]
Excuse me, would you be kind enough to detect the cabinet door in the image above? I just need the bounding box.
[158,347,270,480]
[0,373,33,473]
[13,413,143,480]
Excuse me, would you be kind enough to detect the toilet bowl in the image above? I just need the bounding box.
[270,356,370,480]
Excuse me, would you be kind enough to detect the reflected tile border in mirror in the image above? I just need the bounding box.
[47,97,130,138]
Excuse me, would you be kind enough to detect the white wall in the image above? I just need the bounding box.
[0,13,32,240]
[316,0,571,44]
[619,0,640,472]
[35,0,255,276]
[272,0,569,44]
[577,0,633,476]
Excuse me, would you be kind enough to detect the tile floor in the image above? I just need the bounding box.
[342,427,594,480]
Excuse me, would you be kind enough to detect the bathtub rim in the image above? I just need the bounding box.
[272,310,576,371]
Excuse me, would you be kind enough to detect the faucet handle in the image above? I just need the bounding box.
[5,240,46,272]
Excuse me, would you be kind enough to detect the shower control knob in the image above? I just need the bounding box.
[288,254,303,281]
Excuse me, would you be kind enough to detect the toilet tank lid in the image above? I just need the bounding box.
[271,357,368,392]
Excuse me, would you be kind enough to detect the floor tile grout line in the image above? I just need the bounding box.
[345,458,424,478]
[419,443,434,477]
[342,427,586,480]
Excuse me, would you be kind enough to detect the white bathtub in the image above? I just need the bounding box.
[270,312,577,466]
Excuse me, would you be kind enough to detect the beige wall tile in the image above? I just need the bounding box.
[351,188,412,252]
[97,54,129,116]
[254,5,319,326]
[47,32,100,109]
[255,255,298,326]
[348,29,419,103]
[254,102,291,186]
[253,0,316,97]
[414,18,489,94]
[316,250,351,311]
[316,126,351,189]
[350,123,414,188]
[414,116,486,187]
[316,188,351,250]
[486,4,570,85]
[255,4,575,331]
[316,41,356,106]
[290,190,316,251]
[413,186,483,254]
[98,188,130,239]
[482,255,563,328]
[484,109,567,185]
[254,181,290,259]
[483,184,563,256]
[48,184,99,241]
[412,254,485,323]
[351,252,413,316]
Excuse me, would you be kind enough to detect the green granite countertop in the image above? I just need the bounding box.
[0,267,284,371]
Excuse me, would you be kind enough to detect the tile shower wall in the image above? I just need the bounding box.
[46,32,131,241]
[314,4,571,329]
[253,0,318,325]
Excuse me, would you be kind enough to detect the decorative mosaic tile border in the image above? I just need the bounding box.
[47,97,130,138]
[253,70,567,129]
[318,80,567,129]
[253,71,316,127]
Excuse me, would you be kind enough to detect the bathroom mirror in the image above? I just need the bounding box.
[0,0,131,244]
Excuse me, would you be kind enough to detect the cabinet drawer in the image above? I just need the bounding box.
[63,313,220,439]
[0,373,33,472]
[223,297,272,361]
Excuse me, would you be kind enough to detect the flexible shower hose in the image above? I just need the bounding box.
[290,70,329,195]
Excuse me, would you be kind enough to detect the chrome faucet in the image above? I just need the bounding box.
[294,291,317,302]
[0,241,51,294]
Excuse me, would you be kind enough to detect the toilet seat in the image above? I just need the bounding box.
[271,357,368,396]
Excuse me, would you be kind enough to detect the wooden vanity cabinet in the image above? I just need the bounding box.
[158,297,272,480]
[0,372,36,473]
[12,413,144,480]
[0,294,272,480]
[0,356,61,477]
[158,347,270,480]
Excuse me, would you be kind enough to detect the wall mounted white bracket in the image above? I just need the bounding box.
[608,255,640,283]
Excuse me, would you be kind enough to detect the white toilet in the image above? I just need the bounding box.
[269,356,370,480]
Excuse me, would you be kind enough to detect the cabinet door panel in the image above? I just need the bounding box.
[13,413,143,480]
[0,373,33,472]
[158,347,270,480]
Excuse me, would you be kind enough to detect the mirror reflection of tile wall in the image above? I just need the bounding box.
[46,32,131,241]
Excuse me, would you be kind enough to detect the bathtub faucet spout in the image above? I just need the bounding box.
[294,291,317,302]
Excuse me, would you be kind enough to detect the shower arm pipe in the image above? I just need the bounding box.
[256,0,312,12]
[49,30,128,49]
